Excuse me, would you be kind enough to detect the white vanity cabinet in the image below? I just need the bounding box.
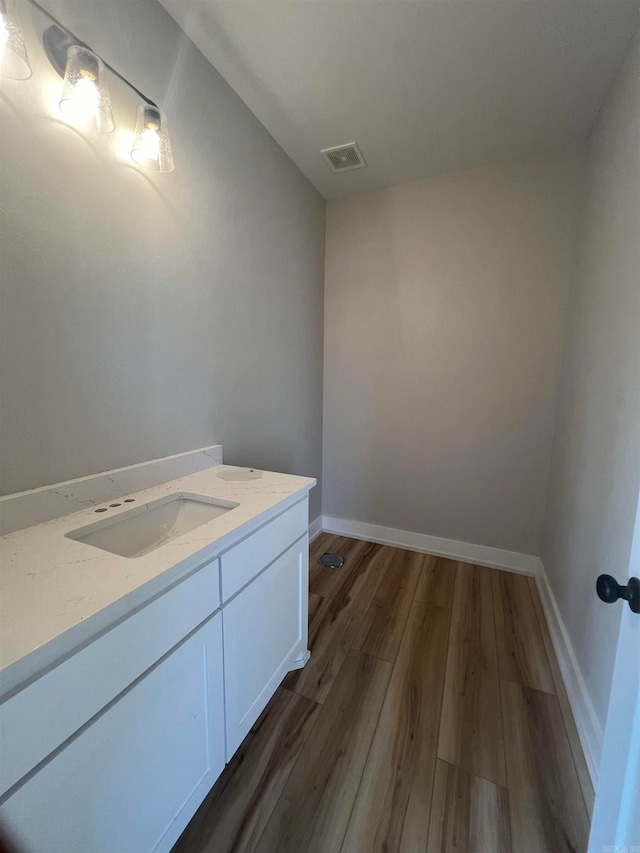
[1,613,225,853]
[0,493,311,853]
[218,498,310,757]
[0,561,226,853]
[223,535,309,756]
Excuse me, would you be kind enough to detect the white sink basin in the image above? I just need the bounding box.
[66,493,239,558]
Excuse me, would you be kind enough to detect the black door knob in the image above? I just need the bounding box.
[596,574,640,614]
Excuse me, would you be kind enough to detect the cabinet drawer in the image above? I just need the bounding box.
[0,558,220,798]
[220,499,308,602]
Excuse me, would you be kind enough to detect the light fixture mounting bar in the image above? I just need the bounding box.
[27,0,158,107]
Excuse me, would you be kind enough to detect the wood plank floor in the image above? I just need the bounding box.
[173,534,592,853]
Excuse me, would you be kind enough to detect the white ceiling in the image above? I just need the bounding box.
[159,0,640,199]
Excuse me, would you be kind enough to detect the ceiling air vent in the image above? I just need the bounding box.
[321,142,367,173]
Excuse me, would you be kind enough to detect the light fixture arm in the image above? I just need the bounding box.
[28,0,158,108]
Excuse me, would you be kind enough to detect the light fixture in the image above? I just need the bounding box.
[131,103,173,172]
[59,44,114,132]
[14,4,176,171]
[0,0,32,80]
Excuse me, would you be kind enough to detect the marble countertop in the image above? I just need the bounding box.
[0,464,315,697]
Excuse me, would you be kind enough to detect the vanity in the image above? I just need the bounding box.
[0,446,315,852]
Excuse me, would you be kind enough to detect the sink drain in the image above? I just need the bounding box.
[319,553,346,569]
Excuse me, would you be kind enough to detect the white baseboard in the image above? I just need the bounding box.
[535,557,602,786]
[320,515,538,575]
[308,516,323,543]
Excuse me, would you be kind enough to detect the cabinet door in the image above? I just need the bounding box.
[0,612,225,853]
[223,535,309,758]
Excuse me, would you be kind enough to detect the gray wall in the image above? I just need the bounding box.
[323,153,584,555]
[0,0,325,519]
[541,31,640,737]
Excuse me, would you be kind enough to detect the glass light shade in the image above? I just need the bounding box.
[59,44,114,132]
[131,104,174,173]
[0,0,31,80]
